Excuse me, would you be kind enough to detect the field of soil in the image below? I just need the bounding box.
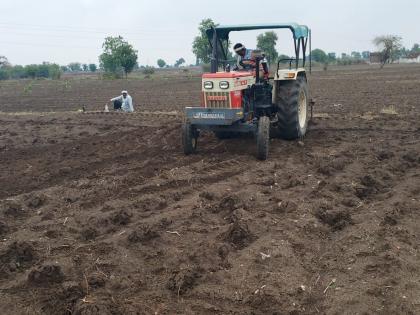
[0,64,419,314]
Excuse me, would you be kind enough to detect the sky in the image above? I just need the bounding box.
[1,0,419,66]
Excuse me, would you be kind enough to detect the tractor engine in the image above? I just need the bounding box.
[201,72,256,109]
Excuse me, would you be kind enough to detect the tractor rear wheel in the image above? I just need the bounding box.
[182,122,197,155]
[275,77,309,140]
[256,116,270,160]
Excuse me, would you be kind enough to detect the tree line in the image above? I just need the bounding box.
[0,56,99,80]
[0,59,61,80]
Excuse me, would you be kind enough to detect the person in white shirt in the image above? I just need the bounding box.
[110,90,134,112]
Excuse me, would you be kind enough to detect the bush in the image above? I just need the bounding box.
[0,69,9,80]
[10,65,26,79]
[25,65,38,79]
[142,66,155,75]
[102,72,119,80]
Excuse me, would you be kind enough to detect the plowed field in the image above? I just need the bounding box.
[1,65,419,314]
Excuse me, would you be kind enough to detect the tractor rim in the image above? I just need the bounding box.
[298,90,307,129]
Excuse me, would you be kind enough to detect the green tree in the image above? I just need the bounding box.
[278,54,290,64]
[24,65,38,79]
[0,69,9,80]
[0,56,10,68]
[88,64,97,72]
[192,19,218,64]
[174,58,186,67]
[36,63,50,78]
[82,64,88,71]
[48,63,61,79]
[100,36,138,78]
[328,52,337,61]
[157,59,166,68]
[373,35,402,68]
[362,51,370,59]
[351,51,362,59]
[256,31,279,63]
[10,65,26,79]
[311,49,328,63]
[68,62,82,72]
[411,43,420,54]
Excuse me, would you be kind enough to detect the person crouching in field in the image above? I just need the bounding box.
[110,90,134,112]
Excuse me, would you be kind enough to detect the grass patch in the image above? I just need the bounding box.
[380,105,398,115]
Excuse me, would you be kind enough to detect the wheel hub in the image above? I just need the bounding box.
[298,90,307,128]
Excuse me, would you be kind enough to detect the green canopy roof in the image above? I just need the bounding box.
[206,23,309,41]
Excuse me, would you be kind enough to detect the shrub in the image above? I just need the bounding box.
[142,66,155,75]
[0,69,9,80]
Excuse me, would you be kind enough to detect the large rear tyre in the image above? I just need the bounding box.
[256,116,270,161]
[182,122,197,155]
[275,77,309,140]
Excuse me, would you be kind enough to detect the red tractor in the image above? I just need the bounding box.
[183,23,312,160]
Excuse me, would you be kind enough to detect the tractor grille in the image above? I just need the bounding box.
[205,92,231,108]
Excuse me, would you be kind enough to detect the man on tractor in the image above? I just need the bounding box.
[233,43,269,80]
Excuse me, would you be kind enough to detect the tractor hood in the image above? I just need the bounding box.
[202,71,254,79]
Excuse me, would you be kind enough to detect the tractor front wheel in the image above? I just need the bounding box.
[182,122,197,155]
[256,116,270,160]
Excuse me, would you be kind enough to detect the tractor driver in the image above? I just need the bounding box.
[233,43,269,80]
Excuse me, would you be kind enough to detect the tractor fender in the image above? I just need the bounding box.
[272,69,307,104]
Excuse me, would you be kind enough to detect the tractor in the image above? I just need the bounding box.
[182,23,312,160]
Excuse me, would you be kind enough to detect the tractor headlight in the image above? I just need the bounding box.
[204,81,213,89]
[219,81,229,89]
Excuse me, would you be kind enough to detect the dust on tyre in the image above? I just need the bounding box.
[275,76,309,140]
[256,116,270,160]
[182,123,197,155]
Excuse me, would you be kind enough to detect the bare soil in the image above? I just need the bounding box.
[0,64,419,314]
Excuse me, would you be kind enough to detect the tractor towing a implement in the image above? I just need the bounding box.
[183,23,312,160]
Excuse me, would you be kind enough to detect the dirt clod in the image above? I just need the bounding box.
[127,225,159,243]
[315,208,353,231]
[0,220,9,235]
[27,195,44,208]
[2,202,25,217]
[28,264,64,286]
[110,210,132,226]
[73,300,114,315]
[166,267,202,295]
[80,226,99,241]
[221,220,255,249]
[1,241,36,272]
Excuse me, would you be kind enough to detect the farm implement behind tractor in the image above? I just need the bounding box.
[183,23,313,160]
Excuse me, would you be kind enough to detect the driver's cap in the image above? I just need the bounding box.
[234,43,245,52]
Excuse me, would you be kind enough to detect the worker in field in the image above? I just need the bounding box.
[233,43,269,80]
[110,90,134,112]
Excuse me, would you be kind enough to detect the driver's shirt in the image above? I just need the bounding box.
[236,49,255,70]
